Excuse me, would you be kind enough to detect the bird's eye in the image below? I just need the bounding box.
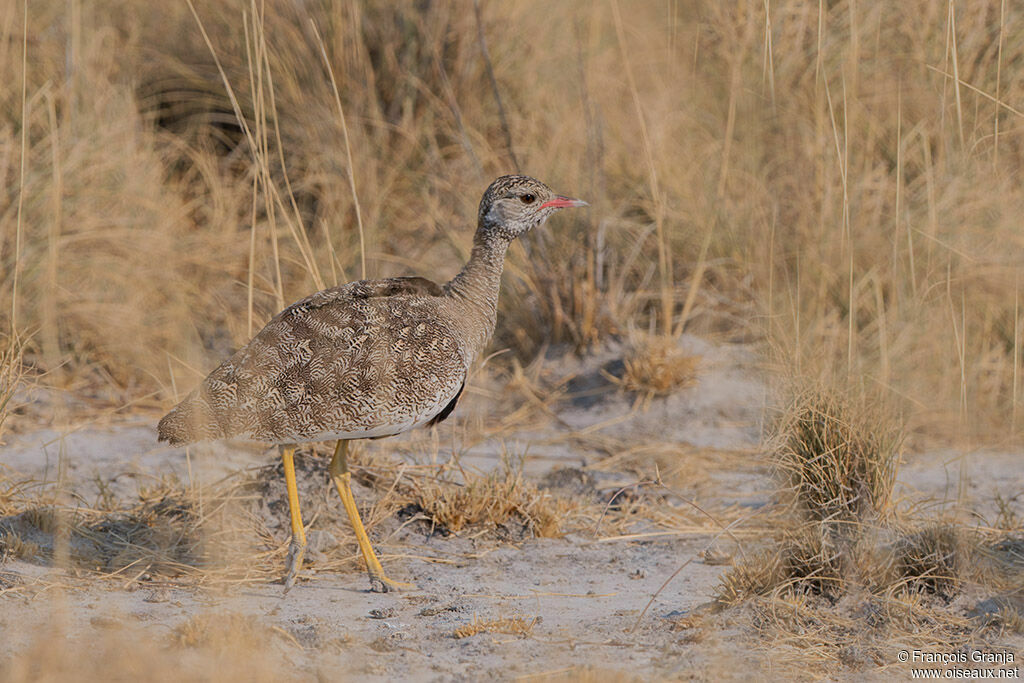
[520,193,536,204]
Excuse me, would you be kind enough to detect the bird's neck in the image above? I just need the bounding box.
[444,232,510,346]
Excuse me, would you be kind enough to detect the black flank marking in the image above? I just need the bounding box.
[427,382,464,427]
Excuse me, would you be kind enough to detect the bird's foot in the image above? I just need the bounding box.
[368,570,415,593]
[283,538,306,594]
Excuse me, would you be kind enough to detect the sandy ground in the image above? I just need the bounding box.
[1,336,1022,680]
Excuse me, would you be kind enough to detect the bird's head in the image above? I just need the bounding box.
[476,174,587,242]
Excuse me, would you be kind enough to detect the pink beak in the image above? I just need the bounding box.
[539,195,589,210]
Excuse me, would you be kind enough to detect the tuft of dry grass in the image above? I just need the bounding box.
[716,523,845,605]
[174,612,281,651]
[772,387,902,524]
[776,525,847,599]
[988,606,1024,635]
[889,524,964,598]
[718,379,909,604]
[715,515,1024,675]
[737,590,980,675]
[614,333,699,403]
[986,533,1024,591]
[0,527,40,562]
[712,368,1021,674]
[452,613,538,639]
[409,466,576,539]
[714,547,780,608]
[718,523,981,607]
[0,334,25,443]
[716,380,1019,673]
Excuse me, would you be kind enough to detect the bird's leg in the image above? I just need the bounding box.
[329,440,414,592]
[280,444,307,593]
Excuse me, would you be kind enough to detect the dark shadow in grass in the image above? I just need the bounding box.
[0,490,209,576]
[564,358,623,409]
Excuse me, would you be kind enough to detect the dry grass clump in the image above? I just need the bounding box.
[0,472,32,517]
[772,387,902,524]
[738,591,980,675]
[716,520,978,606]
[716,523,845,605]
[720,545,965,673]
[986,606,1024,635]
[713,548,780,607]
[0,527,41,562]
[0,474,53,565]
[174,612,281,651]
[80,486,208,573]
[715,519,1022,673]
[987,533,1024,585]
[718,384,1015,673]
[889,524,965,598]
[452,614,538,639]
[715,381,1018,671]
[409,467,576,539]
[615,333,699,402]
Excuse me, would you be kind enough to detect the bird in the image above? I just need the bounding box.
[157,175,587,592]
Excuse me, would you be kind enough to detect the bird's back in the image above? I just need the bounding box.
[157,277,471,446]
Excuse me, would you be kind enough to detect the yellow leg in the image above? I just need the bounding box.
[281,445,306,593]
[329,440,414,592]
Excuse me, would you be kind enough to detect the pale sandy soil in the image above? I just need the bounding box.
[1,337,1021,681]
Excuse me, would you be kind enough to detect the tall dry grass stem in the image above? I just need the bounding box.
[310,19,367,281]
[10,0,27,331]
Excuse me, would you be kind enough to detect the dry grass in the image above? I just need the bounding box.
[518,669,639,683]
[0,445,595,589]
[452,613,538,639]
[715,519,1020,675]
[716,520,996,606]
[1,0,1023,678]
[173,612,282,650]
[0,471,271,584]
[408,465,577,539]
[716,523,846,605]
[0,334,24,442]
[0,618,295,683]
[989,606,1024,635]
[0,0,1020,441]
[0,452,590,592]
[739,591,980,675]
[772,386,902,524]
[614,332,699,403]
[890,523,965,598]
[0,527,40,562]
[716,375,1022,675]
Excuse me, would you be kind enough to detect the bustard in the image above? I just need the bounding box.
[157,175,587,592]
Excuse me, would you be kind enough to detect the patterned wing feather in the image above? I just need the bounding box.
[157,278,467,446]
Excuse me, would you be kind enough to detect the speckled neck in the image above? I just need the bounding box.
[443,232,511,352]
